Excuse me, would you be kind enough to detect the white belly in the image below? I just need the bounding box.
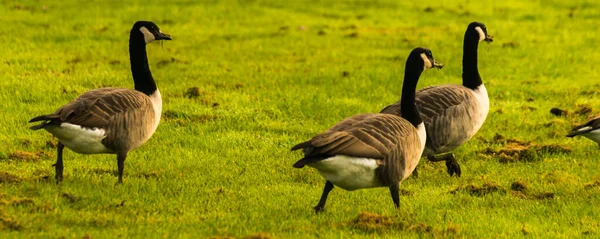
[309,155,382,191]
[583,130,600,146]
[45,123,112,154]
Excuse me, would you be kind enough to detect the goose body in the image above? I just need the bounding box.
[36,88,161,154]
[29,21,171,183]
[380,22,493,177]
[292,47,442,212]
[567,117,600,147]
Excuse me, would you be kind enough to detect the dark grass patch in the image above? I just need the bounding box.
[399,189,413,196]
[243,234,273,239]
[45,139,58,149]
[522,224,530,235]
[163,110,221,126]
[584,180,600,189]
[481,134,571,163]
[510,179,555,200]
[137,171,160,180]
[579,89,600,95]
[19,139,32,147]
[550,107,568,116]
[349,212,409,232]
[31,202,53,213]
[87,168,116,177]
[0,213,22,231]
[8,150,40,162]
[511,180,529,192]
[185,87,202,98]
[347,32,359,38]
[574,104,592,115]
[6,150,53,162]
[0,197,34,206]
[0,171,22,183]
[543,119,566,127]
[347,212,454,236]
[502,42,519,48]
[183,87,216,105]
[156,57,187,67]
[450,182,506,196]
[61,192,80,203]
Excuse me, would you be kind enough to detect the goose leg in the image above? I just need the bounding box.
[53,142,64,183]
[389,182,400,208]
[116,152,128,184]
[314,181,334,213]
[427,153,461,177]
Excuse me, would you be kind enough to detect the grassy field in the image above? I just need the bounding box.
[1,0,600,238]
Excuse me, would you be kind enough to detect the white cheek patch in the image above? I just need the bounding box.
[139,26,155,43]
[475,26,486,42]
[420,53,432,70]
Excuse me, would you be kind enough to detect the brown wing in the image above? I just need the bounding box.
[31,88,153,129]
[380,84,479,153]
[381,84,473,124]
[292,113,417,160]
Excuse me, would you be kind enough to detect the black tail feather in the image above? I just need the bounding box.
[291,140,313,151]
[29,114,60,130]
[29,123,46,130]
[293,155,330,168]
[293,158,311,168]
[29,115,55,123]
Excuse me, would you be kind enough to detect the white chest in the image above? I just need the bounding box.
[416,122,426,154]
[149,89,162,133]
[309,155,382,191]
[470,84,490,132]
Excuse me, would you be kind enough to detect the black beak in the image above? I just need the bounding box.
[433,60,444,69]
[157,31,172,40]
[484,34,493,43]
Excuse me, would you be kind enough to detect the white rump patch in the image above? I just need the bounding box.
[309,155,381,191]
[420,53,432,70]
[475,26,486,42]
[45,123,111,154]
[139,26,155,43]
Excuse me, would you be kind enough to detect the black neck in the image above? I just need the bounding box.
[129,33,157,96]
[462,38,482,90]
[400,60,423,128]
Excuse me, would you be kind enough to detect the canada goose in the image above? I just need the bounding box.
[28,21,171,183]
[291,47,443,212]
[567,117,600,147]
[380,22,493,177]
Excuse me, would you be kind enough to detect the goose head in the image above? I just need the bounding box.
[132,21,172,44]
[467,22,493,43]
[410,47,444,71]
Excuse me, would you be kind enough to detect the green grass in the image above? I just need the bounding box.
[1,0,600,238]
